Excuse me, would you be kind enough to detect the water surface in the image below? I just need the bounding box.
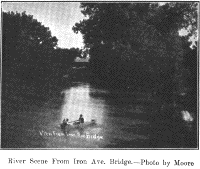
[2,81,197,148]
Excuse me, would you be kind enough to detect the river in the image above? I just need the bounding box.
[2,80,197,148]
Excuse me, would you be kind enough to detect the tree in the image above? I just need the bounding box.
[3,11,58,81]
[69,47,82,58]
[73,2,197,50]
[73,3,198,91]
[73,3,131,49]
[51,48,80,77]
[147,3,198,38]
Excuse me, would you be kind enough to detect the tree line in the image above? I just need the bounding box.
[2,11,81,95]
[73,3,197,96]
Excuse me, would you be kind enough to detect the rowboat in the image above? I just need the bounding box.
[60,119,96,130]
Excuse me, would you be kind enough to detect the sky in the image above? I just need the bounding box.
[2,2,86,49]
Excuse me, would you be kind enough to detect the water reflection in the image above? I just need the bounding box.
[2,80,196,148]
[59,84,106,147]
[60,83,154,148]
[61,84,105,124]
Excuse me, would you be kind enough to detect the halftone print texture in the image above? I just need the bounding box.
[2,2,198,149]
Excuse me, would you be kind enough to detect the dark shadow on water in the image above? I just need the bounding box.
[1,77,68,148]
[2,76,197,148]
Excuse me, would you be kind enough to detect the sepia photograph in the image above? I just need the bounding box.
[1,1,199,149]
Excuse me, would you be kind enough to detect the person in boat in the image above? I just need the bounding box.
[65,118,69,125]
[76,114,84,128]
[61,118,69,129]
[79,114,84,124]
[73,115,84,126]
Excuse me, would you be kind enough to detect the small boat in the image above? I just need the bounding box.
[60,119,97,130]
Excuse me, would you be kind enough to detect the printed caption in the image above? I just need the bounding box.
[8,158,195,167]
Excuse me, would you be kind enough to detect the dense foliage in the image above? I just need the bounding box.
[3,12,57,80]
[73,2,198,93]
[2,11,80,95]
